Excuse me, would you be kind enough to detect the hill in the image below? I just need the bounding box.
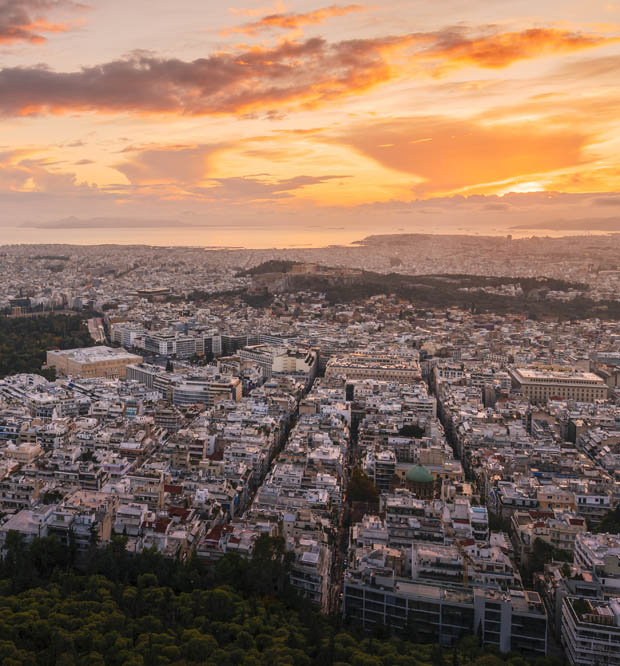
[243,262,601,319]
[237,260,300,277]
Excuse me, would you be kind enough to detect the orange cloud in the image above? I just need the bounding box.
[0,149,36,189]
[225,4,367,36]
[331,116,591,195]
[0,147,87,193]
[0,36,408,117]
[422,27,620,69]
[0,0,81,45]
[0,26,615,118]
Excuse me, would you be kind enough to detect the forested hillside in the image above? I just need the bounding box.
[0,533,563,666]
[234,263,612,319]
[0,315,93,379]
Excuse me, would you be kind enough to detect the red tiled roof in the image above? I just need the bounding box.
[168,506,190,520]
[154,517,171,533]
[204,523,232,542]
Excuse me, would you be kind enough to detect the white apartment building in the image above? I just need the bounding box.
[574,533,620,598]
[562,597,620,666]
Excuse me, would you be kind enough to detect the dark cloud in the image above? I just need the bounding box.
[0,37,398,117]
[0,26,614,117]
[0,0,81,45]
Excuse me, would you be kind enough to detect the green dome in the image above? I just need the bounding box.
[406,465,433,484]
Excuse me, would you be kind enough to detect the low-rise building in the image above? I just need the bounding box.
[47,346,142,378]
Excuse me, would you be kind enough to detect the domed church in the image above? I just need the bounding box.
[404,465,436,499]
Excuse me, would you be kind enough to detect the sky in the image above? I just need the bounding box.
[1,0,620,246]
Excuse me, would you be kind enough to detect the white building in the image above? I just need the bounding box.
[562,597,620,666]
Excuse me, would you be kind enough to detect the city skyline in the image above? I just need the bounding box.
[1,0,620,245]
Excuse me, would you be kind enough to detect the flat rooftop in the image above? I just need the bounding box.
[512,368,604,383]
[49,346,141,363]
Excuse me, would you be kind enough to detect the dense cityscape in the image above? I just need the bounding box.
[0,238,619,663]
[2,0,620,662]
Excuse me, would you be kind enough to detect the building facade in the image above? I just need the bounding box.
[47,346,142,378]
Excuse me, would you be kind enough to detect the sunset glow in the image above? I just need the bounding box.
[1,0,619,244]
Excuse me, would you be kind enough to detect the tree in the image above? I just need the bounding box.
[347,468,379,504]
[572,598,591,617]
[41,489,63,504]
[88,523,101,550]
[0,314,94,379]
[432,645,446,666]
[527,538,572,581]
[487,511,512,534]
[249,534,293,596]
[40,367,57,381]
[0,534,555,666]
[595,506,620,534]
[2,530,27,579]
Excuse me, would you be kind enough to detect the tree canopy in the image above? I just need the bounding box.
[595,506,620,534]
[0,532,564,666]
[0,314,93,379]
[347,468,380,504]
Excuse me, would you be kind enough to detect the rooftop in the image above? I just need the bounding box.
[49,346,141,363]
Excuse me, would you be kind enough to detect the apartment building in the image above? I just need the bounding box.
[288,536,331,612]
[562,597,620,666]
[239,344,317,383]
[574,533,620,598]
[326,353,422,384]
[172,376,242,408]
[343,570,547,654]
